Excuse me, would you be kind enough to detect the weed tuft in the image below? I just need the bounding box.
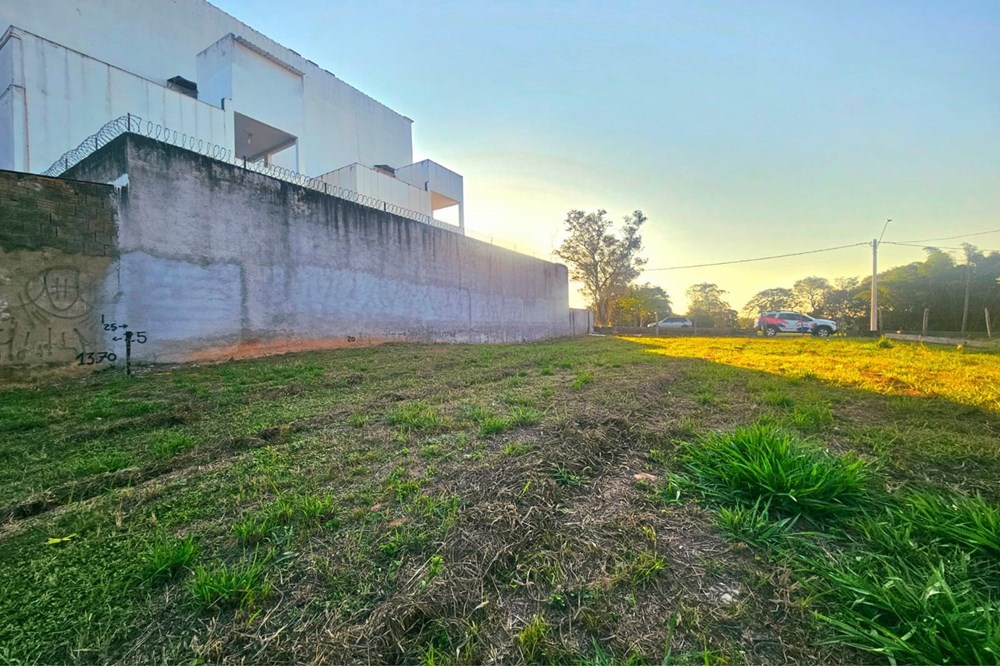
[872,336,894,349]
[717,502,797,546]
[503,442,533,457]
[479,416,511,437]
[614,549,666,587]
[145,535,197,584]
[549,466,582,487]
[516,614,551,662]
[388,402,443,433]
[787,404,834,431]
[683,422,868,520]
[509,406,543,427]
[810,554,1000,665]
[570,371,595,389]
[189,558,270,609]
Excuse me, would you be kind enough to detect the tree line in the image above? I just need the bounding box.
[555,209,1000,332]
[739,246,1000,333]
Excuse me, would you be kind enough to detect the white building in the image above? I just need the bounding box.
[0,0,464,230]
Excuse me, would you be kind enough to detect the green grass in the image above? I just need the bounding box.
[388,401,444,433]
[145,535,197,583]
[516,614,551,662]
[148,429,196,460]
[478,416,511,436]
[549,466,582,487]
[682,422,869,521]
[189,557,271,609]
[613,550,666,587]
[509,406,543,427]
[808,547,1000,664]
[1,336,998,664]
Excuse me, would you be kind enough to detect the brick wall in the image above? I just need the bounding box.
[0,170,118,367]
[0,170,117,257]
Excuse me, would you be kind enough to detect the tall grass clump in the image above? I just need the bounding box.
[682,423,868,521]
[189,558,270,609]
[894,490,1000,557]
[388,402,443,433]
[808,552,1000,665]
[144,535,197,584]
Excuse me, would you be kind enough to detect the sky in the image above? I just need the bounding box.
[211,0,1000,313]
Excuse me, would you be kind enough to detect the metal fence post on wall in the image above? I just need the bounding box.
[987,309,993,338]
[922,308,929,337]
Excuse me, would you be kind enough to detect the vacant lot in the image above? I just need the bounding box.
[1,336,998,664]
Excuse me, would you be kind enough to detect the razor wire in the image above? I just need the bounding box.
[42,113,463,234]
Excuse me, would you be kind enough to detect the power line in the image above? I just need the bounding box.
[893,227,1000,244]
[883,241,1000,253]
[884,241,965,251]
[645,242,868,271]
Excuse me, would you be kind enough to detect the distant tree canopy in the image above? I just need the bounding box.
[792,276,832,316]
[611,283,672,327]
[741,287,795,318]
[555,209,647,326]
[737,245,1000,334]
[873,245,1000,332]
[686,283,737,328]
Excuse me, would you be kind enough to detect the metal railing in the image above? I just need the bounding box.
[41,114,463,234]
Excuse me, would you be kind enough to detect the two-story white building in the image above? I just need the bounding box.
[0,0,464,230]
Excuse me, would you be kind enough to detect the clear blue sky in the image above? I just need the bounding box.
[212,0,1000,313]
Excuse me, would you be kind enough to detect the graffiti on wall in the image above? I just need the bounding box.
[0,265,103,365]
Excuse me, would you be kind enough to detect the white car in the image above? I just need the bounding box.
[755,311,837,337]
[647,317,694,328]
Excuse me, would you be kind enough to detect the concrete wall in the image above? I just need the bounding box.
[320,164,432,217]
[0,0,416,176]
[0,170,117,365]
[1,28,233,174]
[59,135,573,364]
[569,308,594,335]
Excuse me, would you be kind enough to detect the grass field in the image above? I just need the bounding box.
[1,335,998,664]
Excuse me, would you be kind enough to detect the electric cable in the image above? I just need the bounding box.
[892,228,1000,244]
[645,242,869,271]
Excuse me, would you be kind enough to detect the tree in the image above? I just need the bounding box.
[686,283,737,328]
[741,288,795,319]
[792,276,832,316]
[823,277,868,333]
[612,283,672,326]
[554,209,647,326]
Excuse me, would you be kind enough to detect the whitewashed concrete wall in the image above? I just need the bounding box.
[65,135,573,363]
[0,0,414,175]
[396,159,465,229]
[0,28,232,173]
[320,164,432,216]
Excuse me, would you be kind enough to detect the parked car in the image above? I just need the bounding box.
[647,316,694,328]
[755,311,837,338]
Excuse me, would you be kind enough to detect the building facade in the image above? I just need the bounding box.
[0,0,464,230]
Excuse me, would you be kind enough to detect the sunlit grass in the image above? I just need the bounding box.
[626,336,1000,412]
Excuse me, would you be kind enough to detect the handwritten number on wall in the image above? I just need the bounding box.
[76,351,117,365]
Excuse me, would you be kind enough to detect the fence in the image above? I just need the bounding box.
[41,114,462,234]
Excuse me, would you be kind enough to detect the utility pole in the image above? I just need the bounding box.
[870,238,879,334]
[871,219,892,335]
[961,263,971,334]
